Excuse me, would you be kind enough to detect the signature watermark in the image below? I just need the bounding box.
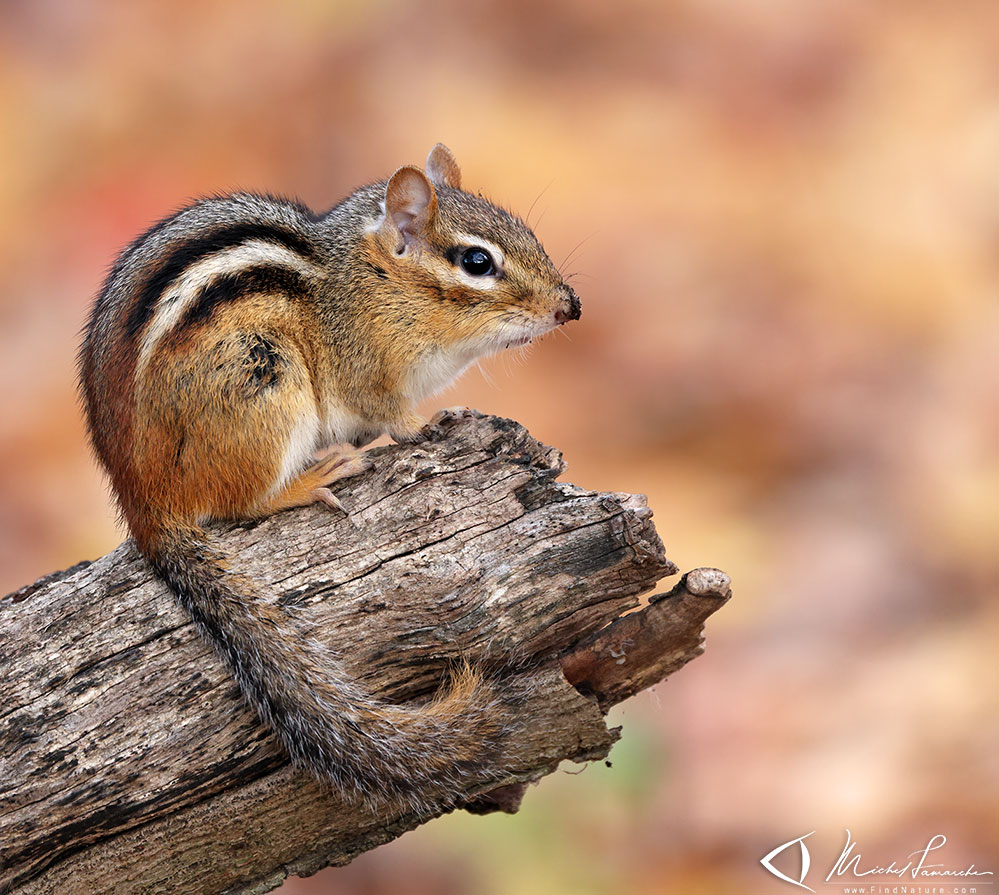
[761,829,994,894]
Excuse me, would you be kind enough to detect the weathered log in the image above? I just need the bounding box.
[0,409,730,895]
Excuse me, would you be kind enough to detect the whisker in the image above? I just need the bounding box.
[526,179,555,229]
[475,358,496,388]
[558,231,598,275]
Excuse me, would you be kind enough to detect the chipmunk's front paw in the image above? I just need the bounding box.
[427,406,470,426]
[388,412,427,445]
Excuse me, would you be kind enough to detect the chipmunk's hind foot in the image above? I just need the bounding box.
[259,448,371,516]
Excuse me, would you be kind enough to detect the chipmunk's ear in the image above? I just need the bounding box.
[383,165,438,250]
[426,143,461,189]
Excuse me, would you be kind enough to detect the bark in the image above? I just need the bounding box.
[0,409,730,895]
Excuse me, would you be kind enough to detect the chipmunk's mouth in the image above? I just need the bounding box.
[504,335,533,349]
[499,317,558,350]
[494,314,560,352]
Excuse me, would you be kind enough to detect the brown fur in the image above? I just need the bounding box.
[79,145,580,811]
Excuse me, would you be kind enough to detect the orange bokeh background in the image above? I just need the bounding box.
[1,2,996,893]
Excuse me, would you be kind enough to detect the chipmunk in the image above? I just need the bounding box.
[79,144,581,811]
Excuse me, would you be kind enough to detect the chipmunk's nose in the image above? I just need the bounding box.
[554,288,581,325]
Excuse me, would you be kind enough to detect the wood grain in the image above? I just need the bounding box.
[0,409,729,894]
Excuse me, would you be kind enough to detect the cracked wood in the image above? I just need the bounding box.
[0,409,730,895]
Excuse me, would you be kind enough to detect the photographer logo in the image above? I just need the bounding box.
[760,829,994,893]
[761,832,816,892]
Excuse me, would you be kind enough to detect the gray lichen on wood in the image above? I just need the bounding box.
[0,409,730,895]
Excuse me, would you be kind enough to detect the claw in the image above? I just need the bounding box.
[311,487,347,514]
[307,450,371,515]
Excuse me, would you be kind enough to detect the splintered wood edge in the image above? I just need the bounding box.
[561,567,732,711]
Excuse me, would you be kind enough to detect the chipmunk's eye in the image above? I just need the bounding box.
[459,247,495,277]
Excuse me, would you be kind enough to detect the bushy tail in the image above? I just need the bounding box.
[147,524,511,812]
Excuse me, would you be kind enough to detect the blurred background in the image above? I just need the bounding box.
[1,0,996,892]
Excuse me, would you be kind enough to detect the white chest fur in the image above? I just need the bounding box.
[405,342,479,404]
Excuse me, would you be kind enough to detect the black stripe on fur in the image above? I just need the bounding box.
[125,223,318,339]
